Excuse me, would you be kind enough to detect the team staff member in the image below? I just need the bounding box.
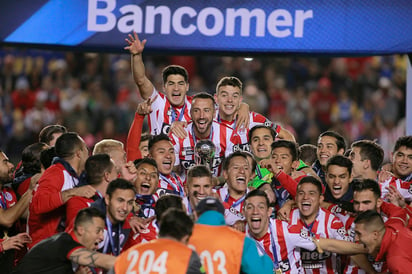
[114,208,205,274]
[355,210,412,273]
[189,197,273,274]
[13,207,116,274]
[28,132,96,248]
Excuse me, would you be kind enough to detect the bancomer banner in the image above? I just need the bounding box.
[2,0,412,55]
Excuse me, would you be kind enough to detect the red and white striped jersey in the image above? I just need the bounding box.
[147,89,192,135]
[246,219,316,273]
[157,173,185,197]
[380,176,412,203]
[216,111,281,152]
[289,208,349,274]
[170,121,241,177]
[217,186,247,226]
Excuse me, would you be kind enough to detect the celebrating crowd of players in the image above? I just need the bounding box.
[1,32,412,273]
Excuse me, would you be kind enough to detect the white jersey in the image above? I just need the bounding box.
[215,110,281,152]
[289,208,349,274]
[170,121,241,177]
[148,88,192,135]
[380,176,412,203]
[246,219,316,273]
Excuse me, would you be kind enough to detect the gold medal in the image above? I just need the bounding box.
[3,230,9,240]
[274,268,282,274]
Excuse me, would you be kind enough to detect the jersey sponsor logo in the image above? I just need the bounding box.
[212,156,223,168]
[161,123,171,135]
[182,147,194,156]
[234,143,250,152]
[279,259,291,272]
[408,183,412,195]
[301,249,331,262]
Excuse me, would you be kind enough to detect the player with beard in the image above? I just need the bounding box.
[349,140,384,181]
[214,76,295,152]
[148,134,185,197]
[171,92,241,177]
[244,189,369,274]
[125,32,192,135]
[289,176,350,273]
[216,151,250,229]
[184,165,214,215]
[0,150,35,272]
[313,131,346,186]
[91,179,136,256]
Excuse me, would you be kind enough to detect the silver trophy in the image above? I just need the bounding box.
[195,140,216,170]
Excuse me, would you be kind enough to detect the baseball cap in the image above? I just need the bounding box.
[195,197,225,215]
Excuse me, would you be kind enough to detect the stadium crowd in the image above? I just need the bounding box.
[0,33,411,273]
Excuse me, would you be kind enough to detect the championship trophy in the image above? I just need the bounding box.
[194,140,216,171]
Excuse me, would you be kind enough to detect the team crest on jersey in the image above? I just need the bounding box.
[299,228,310,239]
[337,227,350,241]
[4,192,13,201]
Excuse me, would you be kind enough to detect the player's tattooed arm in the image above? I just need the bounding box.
[69,248,116,270]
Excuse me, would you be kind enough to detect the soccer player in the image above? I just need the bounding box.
[189,197,273,274]
[149,134,185,197]
[14,207,116,273]
[244,189,368,274]
[214,76,295,151]
[379,136,412,203]
[171,92,240,177]
[93,139,137,182]
[0,150,34,271]
[91,179,136,256]
[125,32,192,135]
[132,158,159,218]
[114,208,205,274]
[217,151,250,228]
[349,140,384,180]
[66,154,118,231]
[354,210,412,273]
[289,176,349,273]
[324,155,354,212]
[312,131,346,186]
[185,165,214,215]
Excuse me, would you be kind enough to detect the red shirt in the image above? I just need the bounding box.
[28,163,79,248]
[376,217,412,273]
